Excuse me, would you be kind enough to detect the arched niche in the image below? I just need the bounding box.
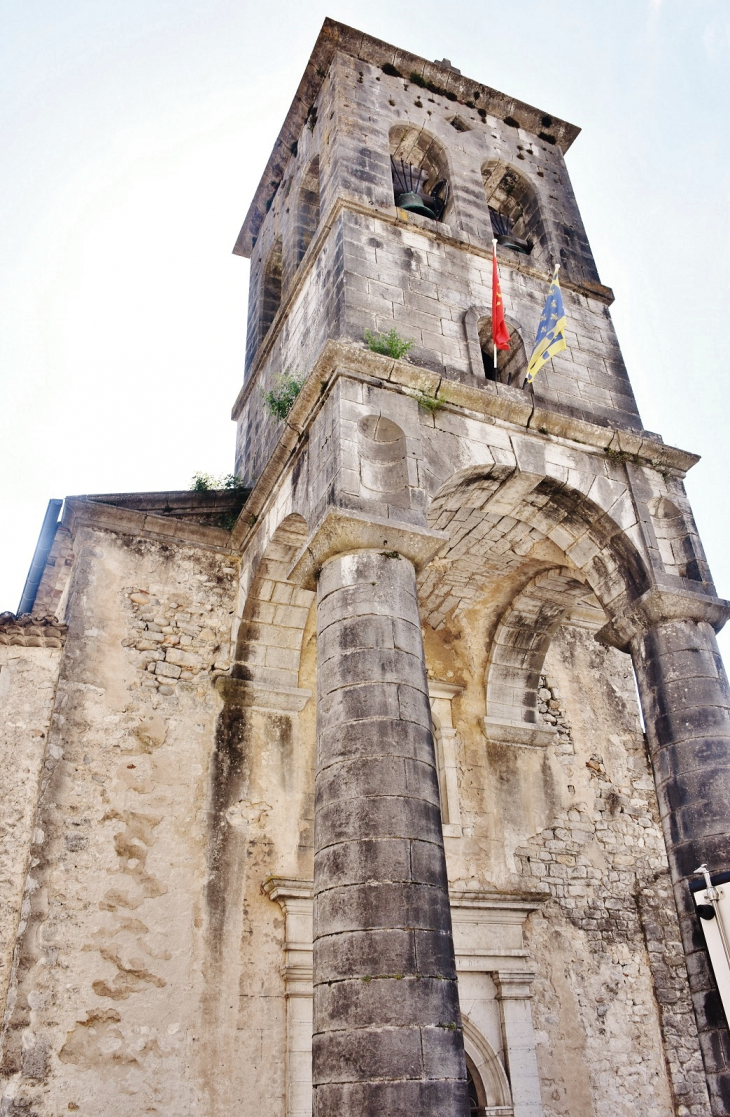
[482,160,548,270]
[259,237,283,345]
[295,157,320,266]
[233,513,314,689]
[357,414,410,509]
[463,305,529,387]
[462,1015,512,1112]
[484,568,602,745]
[390,124,450,223]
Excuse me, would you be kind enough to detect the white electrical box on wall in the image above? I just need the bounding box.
[692,866,730,1021]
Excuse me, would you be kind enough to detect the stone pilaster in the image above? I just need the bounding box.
[312,546,468,1117]
[601,588,730,1115]
[494,971,542,1117]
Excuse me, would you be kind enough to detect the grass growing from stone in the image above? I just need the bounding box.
[261,371,305,421]
[190,472,247,492]
[364,328,414,360]
[415,391,442,414]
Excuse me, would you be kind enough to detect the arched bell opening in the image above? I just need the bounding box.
[259,237,283,345]
[233,513,314,688]
[478,317,528,386]
[390,125,450,223]
[482,160,548,270]
[295,157,320,267]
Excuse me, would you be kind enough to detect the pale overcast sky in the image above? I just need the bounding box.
[1,0,729,654]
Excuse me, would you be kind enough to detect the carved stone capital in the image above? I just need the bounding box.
[597,587,730,651]
[287,505,447,589]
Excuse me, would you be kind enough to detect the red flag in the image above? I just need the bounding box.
[491,242,510,351]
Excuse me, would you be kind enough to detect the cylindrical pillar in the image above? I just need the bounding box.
[313,549,468,1117]
[632,616,730,1114]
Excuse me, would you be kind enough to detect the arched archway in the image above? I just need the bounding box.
[484,568,601,744]
[462,1014,512,1112]
[464,305,529,386]
[259,237,283,345]
[233,513,314,689]
[295,157,320,266]
[424,465,647,628]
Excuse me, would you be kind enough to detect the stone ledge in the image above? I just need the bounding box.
[215,677,312,712]
[63,496,239,555]
[597,587,730,651]
[483,717,557,749]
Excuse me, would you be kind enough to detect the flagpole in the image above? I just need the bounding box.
[492,239,499,378]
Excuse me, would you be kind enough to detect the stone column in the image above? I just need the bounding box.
[494,971,543,1117]
[604,589,730,1115]
[312,548,468,1117]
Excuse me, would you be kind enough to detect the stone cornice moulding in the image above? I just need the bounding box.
[62,496,239,556]
[229,340,700,557]
[236,191,616,397]
[262,877,548,914]
[597,586,730,651]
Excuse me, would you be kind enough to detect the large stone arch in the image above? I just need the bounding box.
[422,462,648,631]
[232,512,314,690]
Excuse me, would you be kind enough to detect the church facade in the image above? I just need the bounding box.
[1,19,729,1117]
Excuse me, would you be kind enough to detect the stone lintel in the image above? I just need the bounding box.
[597,587,730,651]
[287,505,448,589]
[483,717,557,749]
[63,495,238,555]
[215,677,312,712]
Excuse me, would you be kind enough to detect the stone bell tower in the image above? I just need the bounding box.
[2,17,730,1117]
[230,18,730,1117]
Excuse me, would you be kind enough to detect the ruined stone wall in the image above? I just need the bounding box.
[0,524,259,1116]
[0,645,62,1026]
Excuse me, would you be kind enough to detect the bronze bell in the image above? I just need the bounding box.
[396,191,436,219]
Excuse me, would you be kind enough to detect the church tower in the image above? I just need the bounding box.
[2,18,730,1117]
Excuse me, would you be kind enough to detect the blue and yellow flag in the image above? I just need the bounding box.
[525,268,567,384]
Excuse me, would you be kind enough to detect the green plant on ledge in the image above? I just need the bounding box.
[364,327,414,360]
[415,391,442,415]
[190,472,248,492]
[261,370,305,421]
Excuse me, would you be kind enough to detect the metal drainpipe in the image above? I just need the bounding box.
[17,499,63,616]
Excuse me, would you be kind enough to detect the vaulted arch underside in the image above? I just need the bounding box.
[420,467,648,632]
[233,513,314,689]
